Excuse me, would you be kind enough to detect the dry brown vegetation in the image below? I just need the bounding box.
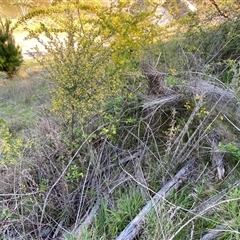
[0,1,240,240]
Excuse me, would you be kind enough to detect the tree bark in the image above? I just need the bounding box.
[73,198,101,237]
[116,159,195,240]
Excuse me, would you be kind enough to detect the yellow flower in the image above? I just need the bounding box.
[195,94,201,100]
[184,101,191,110]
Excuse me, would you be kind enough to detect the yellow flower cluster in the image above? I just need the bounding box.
[35,0,158,125]
[0,124,23,165]
[184,101,191,110]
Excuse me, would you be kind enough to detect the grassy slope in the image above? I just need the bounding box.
[0,3,240,240]
[0,61,49,135]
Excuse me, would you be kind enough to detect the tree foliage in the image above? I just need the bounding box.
[19,0,159,127]
[0,18,23,78]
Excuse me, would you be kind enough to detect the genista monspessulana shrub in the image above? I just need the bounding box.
[0,18,23,77]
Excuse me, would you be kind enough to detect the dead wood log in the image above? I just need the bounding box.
[208,129,226,180]
[116,159,195,240]
[66,152,141,238]
[73,197,101,237]
[144,78,239,118]
[194,181,240,240]
[142,94,182,109]
[187,80,239,117]
[200,225,226,240]
[200,221,235,240]
[142,64,240,119]
[169,180,240,240]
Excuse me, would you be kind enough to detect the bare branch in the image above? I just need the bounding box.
[209,0,228,18]
[116,160,195,240]
[73,198,101,237]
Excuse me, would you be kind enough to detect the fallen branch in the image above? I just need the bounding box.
[142,94,182,109]
[187,80,238,117]
[73,197,101,237]
[63,152,142,238]
[142,64,240,118]
[200,224,227,240]
[209,0,228,18]
[116,160,195,240]
[209,129,225,180]
[100,151,142,173]
[186,181,240,240]
[193,180,240,213]
[200,220,236,240]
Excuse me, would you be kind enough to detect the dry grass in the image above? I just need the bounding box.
[1,5,240,239]
[0,64,240,238]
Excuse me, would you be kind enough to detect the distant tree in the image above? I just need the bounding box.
[0,18,23,78]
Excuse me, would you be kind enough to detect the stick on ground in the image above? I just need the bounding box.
[116,160,195,240]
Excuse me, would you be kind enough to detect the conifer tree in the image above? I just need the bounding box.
[0,18,23,78]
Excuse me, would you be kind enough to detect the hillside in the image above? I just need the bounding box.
[0,1,240,239]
